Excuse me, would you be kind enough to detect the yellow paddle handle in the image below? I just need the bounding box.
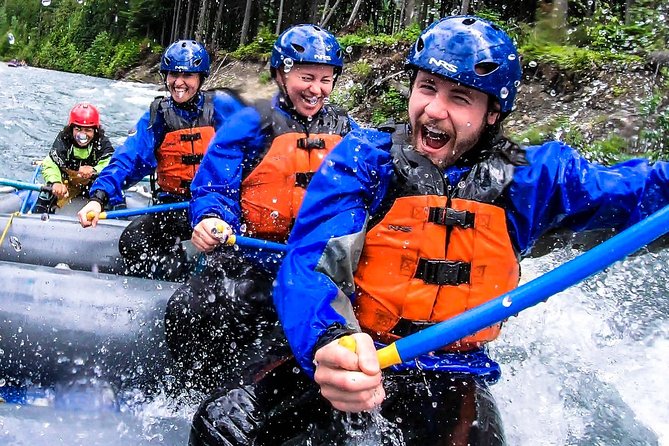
[214,224,236,246]
[86,211,107,220]
[338,335,401,369]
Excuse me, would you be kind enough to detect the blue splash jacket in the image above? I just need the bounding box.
[274,127,669,377]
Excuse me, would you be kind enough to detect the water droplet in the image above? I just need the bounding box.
[7,33,15,45]
[500,87,509,99]
[528,61,538,68]
[257,37,263,43]
[502,296,513,307]
[41,0,51,5]
[346,46,353,54]
[283,57,293,68]
[508,54,516,61]
[0,379,5,386]
[514,80,521,87]
[9,236,21,252]
[270,210,279,219]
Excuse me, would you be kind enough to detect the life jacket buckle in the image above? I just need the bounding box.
[181,154,204,165]
[295,172,315,188]
[415,258,471,285]
[297,137,326,150]
[428,207,475,228]
[180,133,202,142]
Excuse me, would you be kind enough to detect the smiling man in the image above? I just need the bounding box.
[77,40,245,282]
[189,15,669,446]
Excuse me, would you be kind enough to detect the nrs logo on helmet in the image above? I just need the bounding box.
[428,57,457,73]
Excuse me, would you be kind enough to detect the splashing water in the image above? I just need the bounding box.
[493,248,669,445]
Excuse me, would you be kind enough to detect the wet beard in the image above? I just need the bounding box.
[411,117,488,168]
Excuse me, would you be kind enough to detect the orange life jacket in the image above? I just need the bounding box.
[354,129,524,351]
[153,93,216,196]
[240,101,351,241]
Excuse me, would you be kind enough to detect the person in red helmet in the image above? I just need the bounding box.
[34,102,114,214]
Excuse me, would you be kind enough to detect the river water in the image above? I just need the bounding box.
[0,63,667,445]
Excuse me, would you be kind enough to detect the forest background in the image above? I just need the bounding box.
[0,0,667,161]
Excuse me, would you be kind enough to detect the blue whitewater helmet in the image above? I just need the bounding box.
[160,40,210,77]
[270,24,344,78]
[406,16,522,115]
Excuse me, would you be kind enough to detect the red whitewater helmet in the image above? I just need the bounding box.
[68,103,100,127]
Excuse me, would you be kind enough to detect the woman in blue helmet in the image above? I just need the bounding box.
[189,16,669,445]
[76,40,246,281]
[163,24,358,392]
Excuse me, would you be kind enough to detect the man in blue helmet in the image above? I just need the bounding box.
[164,24,358,391]
[76,40,246,281]
[189,16,669,446]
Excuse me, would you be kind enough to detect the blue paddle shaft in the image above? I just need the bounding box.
[232,235,287,253]
[394,204,669,363]
[102,201,189,219]
[103,202,288,253]
[0,178,51,193]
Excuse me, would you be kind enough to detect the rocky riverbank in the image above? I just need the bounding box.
[123,49,669,158]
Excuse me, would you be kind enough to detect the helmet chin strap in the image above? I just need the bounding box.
[276,77,296,111]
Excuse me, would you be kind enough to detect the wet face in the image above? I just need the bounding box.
[166,71,201,104]
[276,64,335,118]
[408,71,499,168]
[72,125,96,147]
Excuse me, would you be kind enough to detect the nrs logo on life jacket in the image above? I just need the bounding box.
[428,57,457,73]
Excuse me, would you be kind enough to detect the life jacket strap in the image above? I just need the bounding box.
[297,137,325,150]
[295,172,315,189]
[415,258,471,285]
[428,207,475,228]
[388,318,435,338]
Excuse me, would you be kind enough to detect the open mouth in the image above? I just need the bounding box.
[302,95,320,107]
[173,87,189,100]
[421,125,451,150]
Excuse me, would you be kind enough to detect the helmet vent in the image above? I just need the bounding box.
[193,58,202,67]
[475,62,499,76]
[462,17,476,26]
[415,37,425,53]
[291,43,306,54]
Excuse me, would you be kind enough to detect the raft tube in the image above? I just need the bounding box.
[0,261,180,389]
[0,213,128,274]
